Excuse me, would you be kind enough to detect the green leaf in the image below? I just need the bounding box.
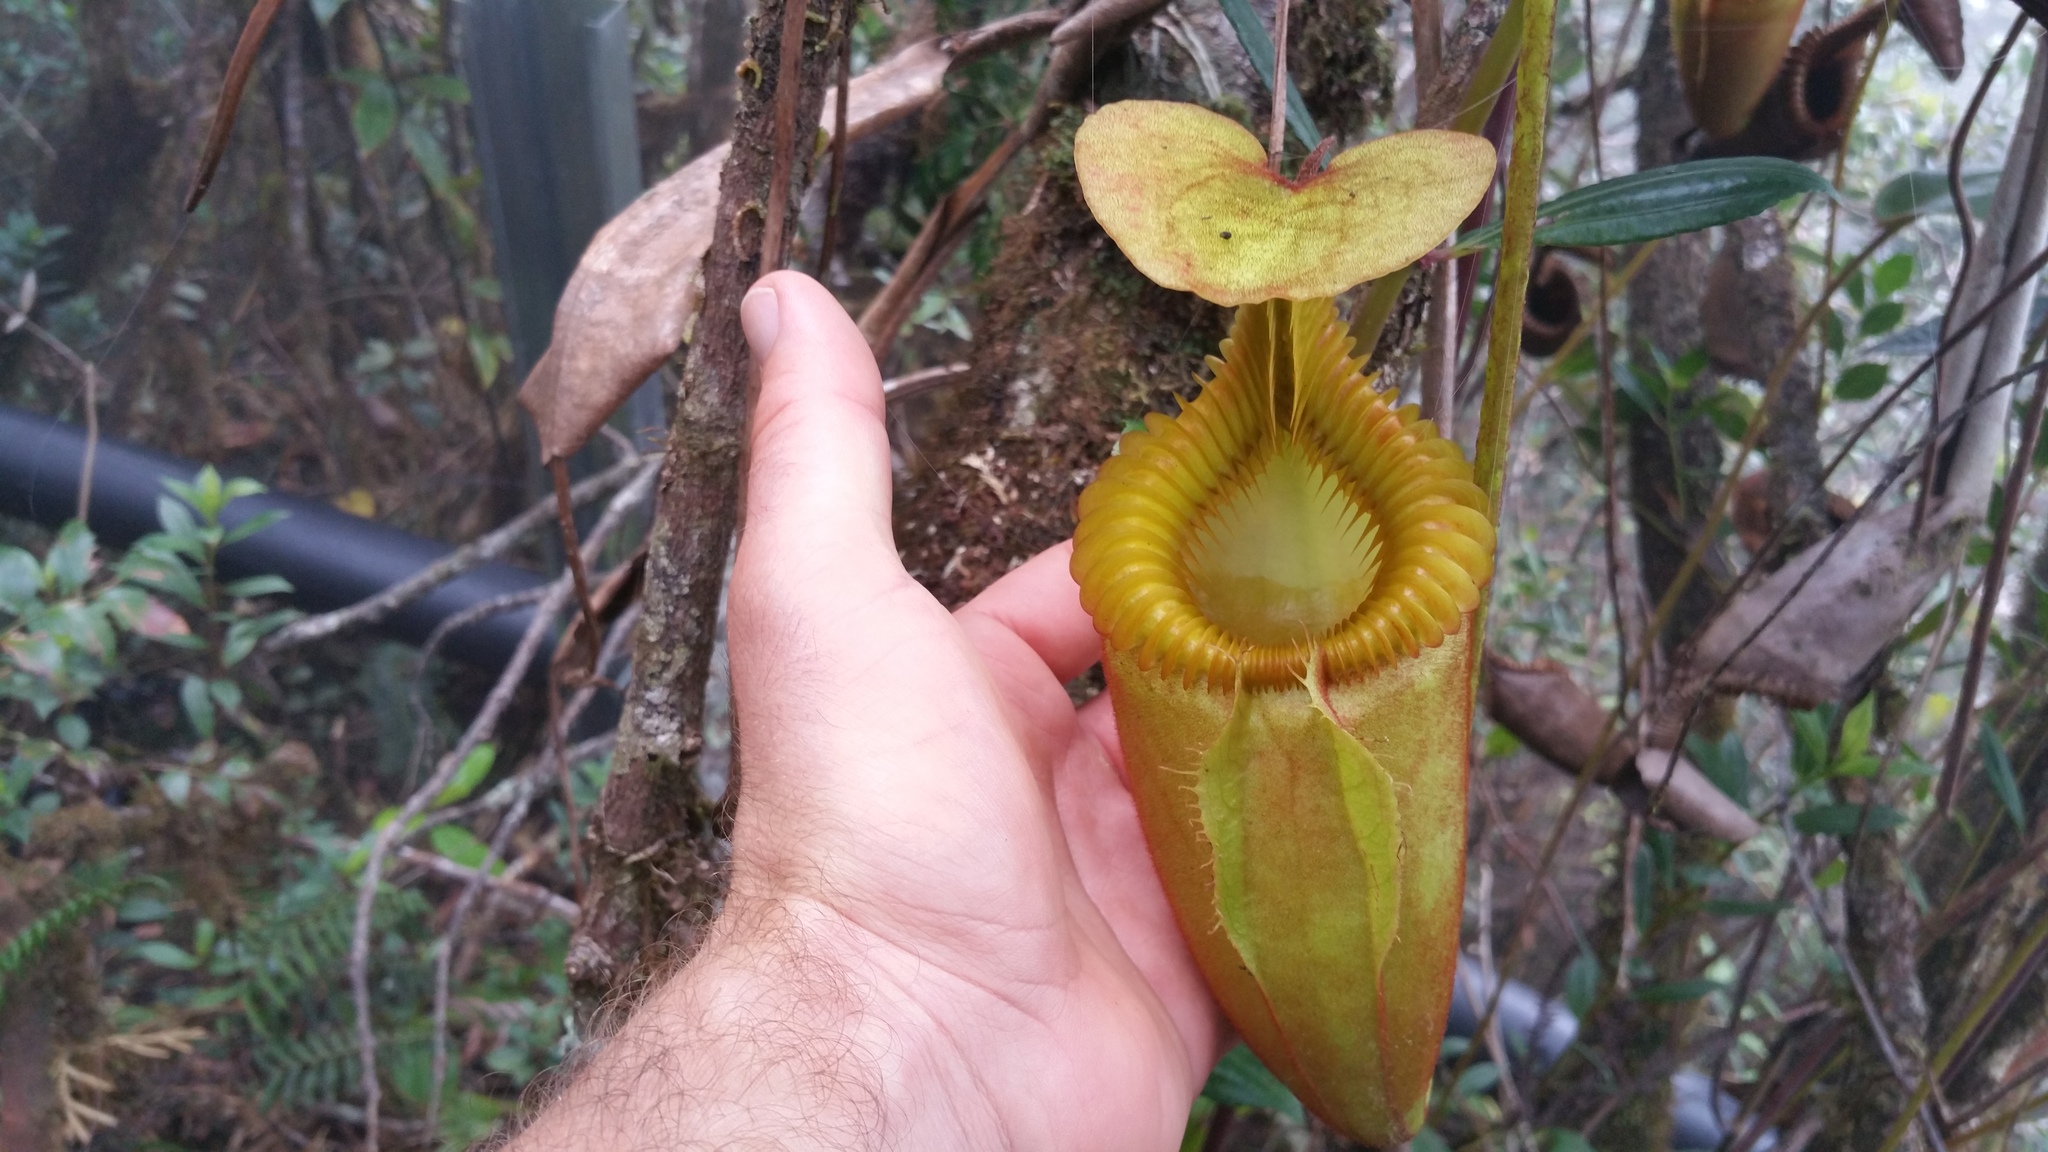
[1871,169,1999,225]
[1564,951,1601,1018]
[222,611,299,667]
[225,575,293,599]
[1873,252,1915,296]
[346,72,399,154]
[1978,718,2026,831]
[1836,361,1889,401]
[1213,0,1322,150]
[1839,695,1875,760]
[1482,725,1524,758]
[1704,384,1757,441]
[55,713,89,751]
[1200,1044,1305,1120]
[401,119,454,193]
[192,465,226,520]
[0,546,41,614]
[405,74,470,104]
[1860,300,1906,337]
[117,895,172,923]
[1794,802,1906,836]
[45,521,96,595]
[1791,708,1832,782]
[1453,1062,1501,1097]
[1454,159,1834,253]
[134,940,200,970]
[1410,1129,1453,1152]
[1541,1130,1598,1152]
[1814,858,1847,888]
[208,678,243,715]
[1633,978,1724,1004]
[223,509,288,547]
[180,674,215,741]
[468,330,505,388]
[428,825,495,872]
[1685,731,1748,803]
[155,493,199,542]
[433,744,497,807]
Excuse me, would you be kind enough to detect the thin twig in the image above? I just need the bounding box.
[550,458,604,675]
[0,86,56,159]
[424,773,545,1136]
[1780,810,1953,1152]
[1579,0,1628,705]
[1619,814,1647,996]
[395,846,576,921]
[1950,15,2024,306]
[1938,359,2048,810]
[1266,0,1291,171]
[1,302,108,525]
[882,362,974,402]
[1452,302,2044,1121]
[819,16,853,278]
[263,451,645,651]
[1470,0,1555,520]
[186,0,286,211]
[426,608,634,1130]
[352,464,657,1149]
[1875,913,2048,1151]
[758,0,812,273]
[1704,854,1800,1135]
[1918,14,2028,526]
[1642,344,2039,832]
[76,364,98,524]
[858,0,1138,364]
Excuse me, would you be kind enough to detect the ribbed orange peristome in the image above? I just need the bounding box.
[1072,296,1495,689]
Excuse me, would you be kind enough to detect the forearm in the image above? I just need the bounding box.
[505,897,994,1151]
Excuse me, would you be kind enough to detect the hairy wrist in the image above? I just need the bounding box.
[510,895,1001,1151]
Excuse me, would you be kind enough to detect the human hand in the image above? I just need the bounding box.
[512,272,1221,1151]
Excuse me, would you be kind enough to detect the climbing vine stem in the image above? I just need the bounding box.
[1471,0,1556,532]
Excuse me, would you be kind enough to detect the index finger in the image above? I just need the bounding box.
[954,541,1104,684]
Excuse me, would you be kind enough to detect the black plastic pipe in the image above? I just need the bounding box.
[0,404,547,671]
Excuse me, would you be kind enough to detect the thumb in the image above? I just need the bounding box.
[737,270,898,589]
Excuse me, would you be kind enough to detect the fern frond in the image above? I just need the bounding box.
[0,862,132,1009]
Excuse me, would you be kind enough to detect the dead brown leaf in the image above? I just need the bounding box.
[519,17,1061,465]
[1675,499,1970,710]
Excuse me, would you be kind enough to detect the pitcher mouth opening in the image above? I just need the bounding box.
[1072,298,1497,690]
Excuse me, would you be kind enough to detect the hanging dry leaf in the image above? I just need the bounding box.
[1672,499,1970,710]
[520,18,1060,464]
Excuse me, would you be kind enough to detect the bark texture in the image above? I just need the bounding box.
[1625,0,1729,656]
[569,0,855,1008]
[32,0,168,295]
[1703,214,1830,563]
